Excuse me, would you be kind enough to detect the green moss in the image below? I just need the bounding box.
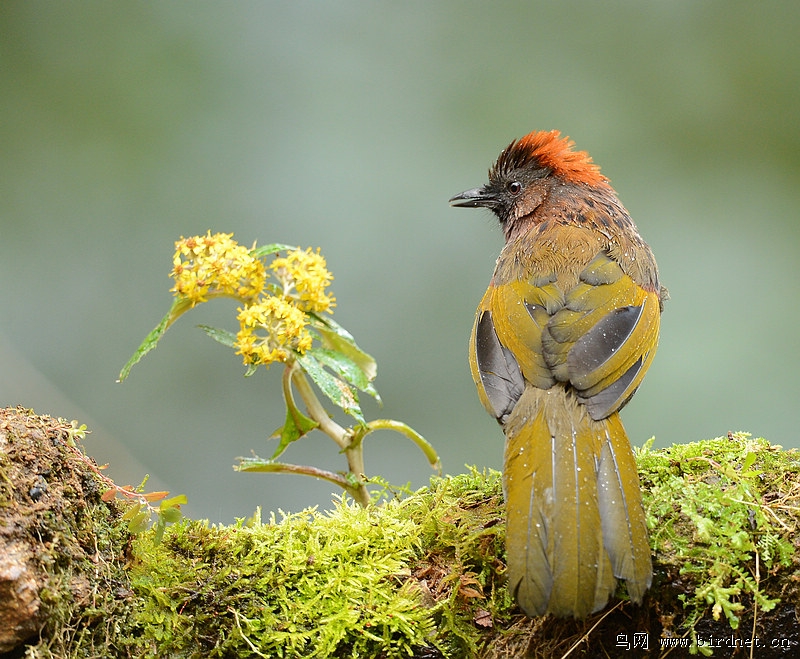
[638,432,798,655]
[124,468,507,658]
[0,408,136,658]
[8,411,800,657]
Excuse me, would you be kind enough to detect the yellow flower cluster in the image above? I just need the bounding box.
[236,297,313,366]
[170,232,336,368]
[171,232,265,306]
[271,248,336,314]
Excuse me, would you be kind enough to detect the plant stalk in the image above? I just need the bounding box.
[291,366,370,507]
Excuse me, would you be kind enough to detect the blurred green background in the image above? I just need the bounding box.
[2,2,798,522]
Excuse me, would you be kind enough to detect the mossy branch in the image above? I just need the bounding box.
[3,408,800,658]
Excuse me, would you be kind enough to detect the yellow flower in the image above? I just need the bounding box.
[271,248,336,314]
[235,296,313,367]
[170,232,265,306]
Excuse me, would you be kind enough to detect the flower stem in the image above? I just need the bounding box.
[290,365,347,449]
[236,459,362,499]
[290,365,370,507]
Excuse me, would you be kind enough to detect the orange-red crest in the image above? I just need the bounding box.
[493,130,609,187]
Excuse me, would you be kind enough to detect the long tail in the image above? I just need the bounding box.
[502,386,652,618]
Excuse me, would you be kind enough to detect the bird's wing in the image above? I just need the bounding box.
[541,251,661,420]
[469,276,561,422]
[470,251,659,423]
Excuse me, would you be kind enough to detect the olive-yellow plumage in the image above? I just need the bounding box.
[451,130,664,618]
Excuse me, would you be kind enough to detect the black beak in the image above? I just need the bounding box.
[449,186,495,209]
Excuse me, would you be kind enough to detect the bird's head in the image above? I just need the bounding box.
[449,130,609,230]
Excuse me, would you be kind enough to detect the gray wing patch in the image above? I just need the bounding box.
[567,304,644,420]
[578,357,643,420]
[474,310,524,423]
[568,305,642,377]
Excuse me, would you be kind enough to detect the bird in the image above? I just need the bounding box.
[450,130,664,618]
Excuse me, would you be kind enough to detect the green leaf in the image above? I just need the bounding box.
[159,494,188,510]
[271,405,319,459]
[121,502,142,522]
[152,519,167,544]
[118,297,194,382]
[307,347,379,400]
[197,324,237,348]
[159,507,183,524]
[296,352,365,423]
[308,313,377,383]
[250,242,298,259]
[740,451,762,477]
[128,510,150,535]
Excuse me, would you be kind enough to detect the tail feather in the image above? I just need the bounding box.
[503,408,552,613]
[503,386,651,618]
[597,416,652,601]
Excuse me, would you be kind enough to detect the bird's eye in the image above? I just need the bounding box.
[507,181,522,195]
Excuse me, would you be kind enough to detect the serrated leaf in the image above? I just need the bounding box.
[118,297,194,382]
[307,347,380,400]
[307,313,377,382]
[198,325,237,348]
[296,352,365,423]
[250,243,298,259]
[271,405,319,459]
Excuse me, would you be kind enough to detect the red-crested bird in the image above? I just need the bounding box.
[450,130,664,618]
